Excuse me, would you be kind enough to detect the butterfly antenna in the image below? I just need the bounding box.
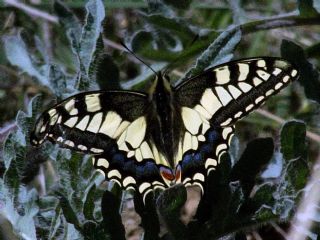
[163,34,199,77]
[120,41,157,75]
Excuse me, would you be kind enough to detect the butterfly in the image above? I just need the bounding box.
[31,57,298,202]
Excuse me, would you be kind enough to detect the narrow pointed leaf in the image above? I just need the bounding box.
[79,0,106,75]
[281,40,320,103]
[55,191,82,232]
[230,138,274,197]
[83,184,96,221]
[54,0,82,44]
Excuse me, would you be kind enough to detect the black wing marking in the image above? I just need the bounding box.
[173,57,298,189]
[31,90,171,201]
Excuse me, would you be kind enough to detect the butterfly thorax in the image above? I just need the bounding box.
[149,73,179,168]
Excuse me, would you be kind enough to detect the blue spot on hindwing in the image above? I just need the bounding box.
[194,153,202,162]
[207,130,219,143]
[200,143,212,154]
[112,153,125,165]
[182,153,192,166]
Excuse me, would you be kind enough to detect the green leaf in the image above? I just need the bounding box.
[163,0,192,9]
[2,96,42,195]
[54,0,82,44]
[230,138,274,197]
[101,191,125,240]
[16,95,43,139]
[157,185,187,240]
[0,161,5,178]
[2,133,21,195]
[281,40,320,103]
[196,154,232,228]
[83,184,96,221]
[280,121,308,193]
[55,191,82,232]
[49,64,75,99]
[82,221,101,239]
[53,150,73,193]
[0,180,39,240]
[95,54,120,90]
[262,121,309,221]
[285,157,309,195]
[249,183,277,221]
[298,0,319,17]
[142,14,198,40]
[280,120,306,161]
[55,0,105,91]
[134,192,160,239]
[305,42,320,58]
[184,27,241,79]
[131,30,154,53]
[48,205,62,239]
[270,159,307,221]
[3,34,47,84]
[79,0,106,76]
[12,97,54,187]
[68,153,84,192]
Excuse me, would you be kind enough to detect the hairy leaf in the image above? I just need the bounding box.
[79,0,106,76]
[183,27,241,79]
[0,180,38,240]
[3,34,47,85]
[280,120,307,161]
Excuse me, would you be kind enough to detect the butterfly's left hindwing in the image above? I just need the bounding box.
[174,57,299,187]
[31,91,170,200]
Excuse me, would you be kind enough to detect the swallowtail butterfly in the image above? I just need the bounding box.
[31,57,298,202]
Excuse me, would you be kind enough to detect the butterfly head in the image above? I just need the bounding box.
[149,71,172,98]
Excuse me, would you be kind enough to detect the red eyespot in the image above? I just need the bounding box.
[160,167,175,181]
[175,165,181,182]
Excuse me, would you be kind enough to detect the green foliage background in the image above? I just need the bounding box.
[0,0,320,239]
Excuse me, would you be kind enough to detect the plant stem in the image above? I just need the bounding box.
[4,0,58,23]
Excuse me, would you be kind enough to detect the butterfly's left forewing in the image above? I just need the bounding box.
[174,57,299,189]
[31,91,170,200]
